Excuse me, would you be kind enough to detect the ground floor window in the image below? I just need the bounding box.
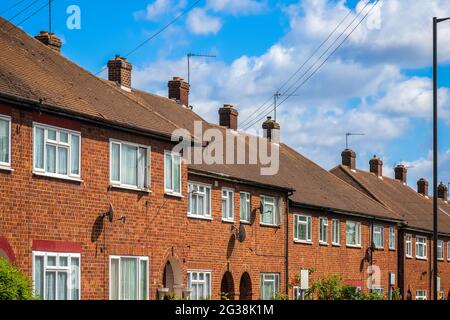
[187,270,211,300]
[415,290,427,300]
[293,286,306,300]
[260,273,280,300]
[109,256,148,300]
[33,251,80,300]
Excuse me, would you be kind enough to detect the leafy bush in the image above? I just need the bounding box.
[0,258,35,300]
[272,292,289,300]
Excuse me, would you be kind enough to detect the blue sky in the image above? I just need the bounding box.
[1,0,450,188]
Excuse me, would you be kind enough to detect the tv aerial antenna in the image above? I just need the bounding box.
[273,91,299,121]
[187,52,216,85]
[345,132,365,149]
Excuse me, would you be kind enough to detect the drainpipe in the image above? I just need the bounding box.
[285,192,293,295]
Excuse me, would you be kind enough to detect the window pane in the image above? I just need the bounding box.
[222,198,227,219]
[34,127,44,169]
[140,260,148,300]
[138,148,147,189]
[173,155,181,193]
[60,132,68,143]
[70,257,80,300]
[59,256,68,266]
[34,255,44,298]
[111,143,120,181]
[47,129,56,141]
[46,144,56,173]
[206,188,211,215]
[57,147,68,175]
[121,258,137,300]
[46,271,56,300]
[110,259,119,300]
[71,135,80,175]
[0,118,9,164]
[47,256,56,266]
[122,144,138,186]
[57,272,68,300]
[165,153,172,190]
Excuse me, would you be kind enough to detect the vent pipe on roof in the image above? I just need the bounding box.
[417,178,429,196]
[341,149,356,170]
[394,165,407,184]
[34,31,62,53]
[437,182,448,201]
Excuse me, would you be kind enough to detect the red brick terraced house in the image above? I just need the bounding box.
[331,151,450,300]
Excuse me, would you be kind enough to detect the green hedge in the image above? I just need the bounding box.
[0,258,35,300]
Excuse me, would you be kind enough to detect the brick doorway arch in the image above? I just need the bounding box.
[221,271,235,300]
[0,237,15,262]
[239,272,252,300]
[163,257,183,299]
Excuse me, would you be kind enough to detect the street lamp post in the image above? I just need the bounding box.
[432,16,449,301]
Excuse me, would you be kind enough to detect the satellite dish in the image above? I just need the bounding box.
[103,203,114,223]
[237,224,246,242]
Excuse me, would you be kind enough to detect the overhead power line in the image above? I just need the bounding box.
[0,0,42,29]
[10,0,52,31]
[242,0,379,131]
[0,0,28,15]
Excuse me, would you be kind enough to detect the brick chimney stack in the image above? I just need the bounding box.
[262,116,280,142]
[168,77,189,107]
[394,164,407,184]
[438,182,448,201]
[34,31,62,53]
[417,178,429,196]
[369,155,383,177]
[341,149,356,170]
[218,104,238,130]
[107,55,132,89]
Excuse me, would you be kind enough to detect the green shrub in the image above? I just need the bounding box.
[272,292,289,300]
[0,258,35,300]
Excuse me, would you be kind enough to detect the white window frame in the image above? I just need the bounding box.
[260,273,280,300]
[346,221,361,247]
[332,219,340,246]
[415,290,427,300]
[294,214,312,243]
[260,195,281,227]
[388,227,396,250]
[109,255,149,300]
[187,270,211,300]
[293,286,306,300]
[0,114,11,170]
[437,240,444,260]
[448,241,450,261]
[240,192,251,223]
[415,236,427,260]
[319,217,328,244]
[187,182,212,219]
[32,251,81,300]
[32,122,81,181]
[371,287,384,295]
[109,139,151,191]
[222,188,235,222]
[405,234,412,258]
[372,225,384,249]
[164,151,182,196]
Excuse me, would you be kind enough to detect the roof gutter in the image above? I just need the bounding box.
[0,91,177,142]
[399,225,450,237]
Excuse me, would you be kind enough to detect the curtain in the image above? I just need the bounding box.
[111,143,120,181]
[58,147,68,175]
[57,272,68,300]
[140,260,148,300]
[165,153,172,190]
[0,118,9,163]
[46,145,56,173]
[71,135,80,175]
[46,271,56,300]
[34,256,44,298]
[122,145,137,186]
[173,155,181,193]
[205,273,210,299]
[138,147,147,189]
[206,188,211,215]
[34,127,44,169]
[110,259,119,300]
[71,257,80,300]
[121,258,137,300]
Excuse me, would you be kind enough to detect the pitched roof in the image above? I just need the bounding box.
[331,165,450,235]
[0,17,179,138]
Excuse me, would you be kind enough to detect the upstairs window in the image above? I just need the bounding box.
[33,123,81,179]
[260,195,281,226]
[415,236,427,259]
[389,227,396,250]
[294,214,312,243]
[448,242,450,261]
[319,217,328,244]
[164,151,181,195]
[0,115,11,169]
[332,219,340,245]
[437,240,444,260]
[240,192,251,223]
[222,188,234,222]
[405,234,412,258]
[188,182,211,218]
[373,225,384,249]
[346,221,361,247]
[110,140,150,190]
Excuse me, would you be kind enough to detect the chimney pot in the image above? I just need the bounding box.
[34,31,62,53]
[341,149,356,170]
[107,56,132,89]
[438,182,448,201]
[262,116,280,142]
[369,155,383,177]
[218,104,238,130]
[168,77,189,107]
[394,164,407,184]
[417,178,429,196]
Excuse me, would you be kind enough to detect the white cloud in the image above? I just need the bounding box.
[206,0,267,15]
[134,0,186,21]
[186,8,223,35]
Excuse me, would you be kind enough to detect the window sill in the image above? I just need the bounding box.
[110,184,151,193]
[416,256,427,261]
[260,223,281,228]
[389,248,396,251]
[346,244,362,249]
[319,241,329,246]
[294,240,312,245]
[33,171,83,183]
[438,258,444,261]
[374,247,384,251]
[0,165,13,172]
[164,192,183,198]
[222,219,235,224]
[332,243,340,247]
[187,214,212,221]
[240,220,251,225]
[406,255,413,259]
